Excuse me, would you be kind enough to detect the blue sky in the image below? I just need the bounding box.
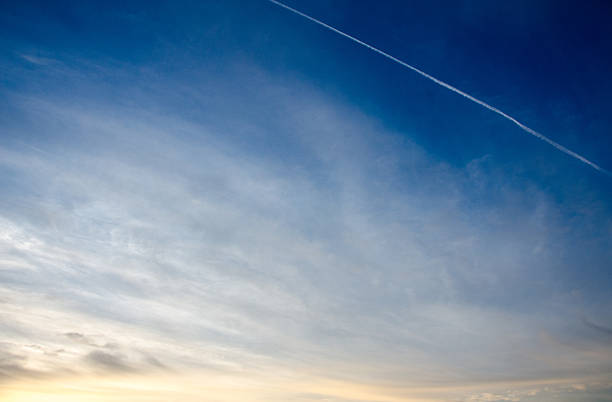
[1,1,612,401]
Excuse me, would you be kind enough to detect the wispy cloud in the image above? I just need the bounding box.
[0,57,611,400]
[19,53,58,66]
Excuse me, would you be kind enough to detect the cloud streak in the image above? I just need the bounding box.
[1,85,611,395]
[1,44,611,399]
[266,0,610,176]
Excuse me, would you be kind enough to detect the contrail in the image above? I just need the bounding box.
[267,0,610,175]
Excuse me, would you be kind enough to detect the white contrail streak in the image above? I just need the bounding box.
[267,0,610,175]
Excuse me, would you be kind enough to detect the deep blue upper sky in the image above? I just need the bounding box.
[2,0,612,181]
[2,2,612,130]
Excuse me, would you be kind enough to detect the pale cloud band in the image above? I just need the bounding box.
[1,50,611,400]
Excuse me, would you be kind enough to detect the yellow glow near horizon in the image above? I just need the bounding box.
[2,371,600,402]
[0,372,440,402]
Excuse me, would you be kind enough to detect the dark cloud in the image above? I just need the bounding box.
[582,317,612,337]
[0,363,42,382]
[0,349,46,382]
[64,332,117,349]
[84,350,133,372]
[84,350,169,373]
[145,355,169,370]
[64,332,101,347]
[64,332,90,343]
[289,393,372,402]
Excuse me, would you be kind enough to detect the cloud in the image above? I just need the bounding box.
[144,356,168,370]
[0,349,35,381]
[583,317,612,337]
[64,332,97,346]
[19,53,57,66]
[84,351,133,373]
[0,61,611,400]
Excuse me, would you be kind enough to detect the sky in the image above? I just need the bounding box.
[1,1,612,401]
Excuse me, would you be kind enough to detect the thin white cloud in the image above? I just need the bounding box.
[1,68,611,400]
[19,53,57,66]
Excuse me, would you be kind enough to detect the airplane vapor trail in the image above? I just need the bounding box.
[267,0,610,175]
